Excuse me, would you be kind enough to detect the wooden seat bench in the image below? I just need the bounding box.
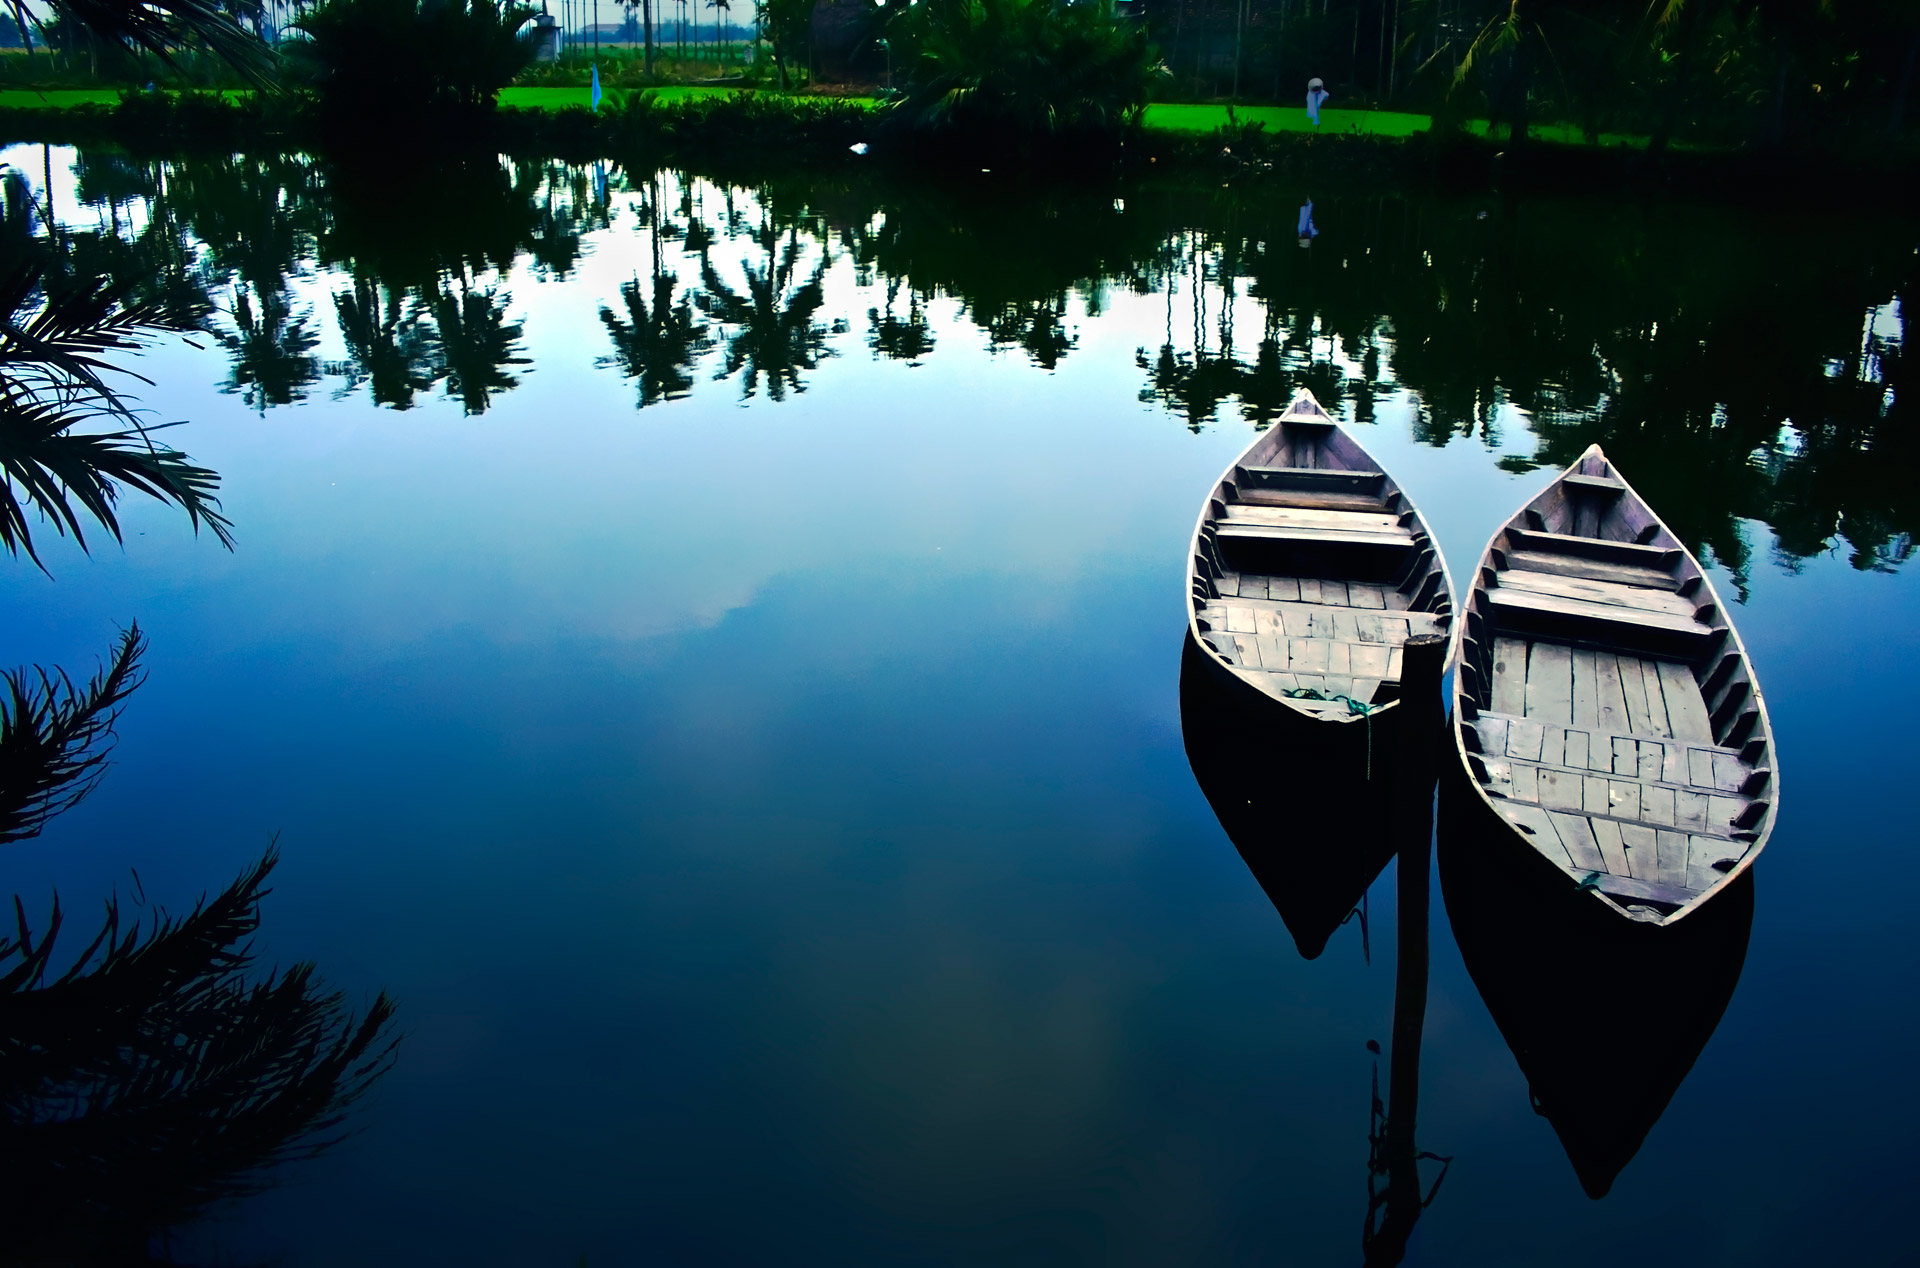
[1496,547,1680,591]
[1487,586,1714,651]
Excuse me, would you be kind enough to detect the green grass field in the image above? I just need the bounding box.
[1140,103,1436,137]
[0,88,128,108]
[0,84,1671,151]
[497,85,759,110]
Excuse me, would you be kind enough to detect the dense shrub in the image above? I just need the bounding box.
[288,0,538,120]
[882,0,1163,154]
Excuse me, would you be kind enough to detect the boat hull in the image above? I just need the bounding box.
[1439,760,1753,1197]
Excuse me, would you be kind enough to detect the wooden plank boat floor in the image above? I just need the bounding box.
[1472,635,1761,902]
[1198,572,1451,702]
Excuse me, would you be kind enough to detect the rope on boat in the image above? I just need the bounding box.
[1282,687,1383,779]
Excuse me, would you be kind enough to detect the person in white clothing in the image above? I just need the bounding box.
[1306,77,1330,127]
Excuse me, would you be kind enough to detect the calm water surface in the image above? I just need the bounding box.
[2,144,1914,1265]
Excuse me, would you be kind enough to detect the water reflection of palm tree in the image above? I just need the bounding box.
[330,277,442,410]
[2,625,399,1258]
[430,276,530,415]
[599,274,713,407]
[867,280,935,364]
[697,230,836,402]
[598,172,713,407]
[220,284,321,412]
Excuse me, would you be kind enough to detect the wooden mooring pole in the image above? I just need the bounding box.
[1366,632,1448,1265]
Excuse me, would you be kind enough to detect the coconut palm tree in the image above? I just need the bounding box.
[21,0,275,82]
[600,273,713,406]
[1,257,234,570]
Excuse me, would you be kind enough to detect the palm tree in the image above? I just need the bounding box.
[1,259,234,570]
[708,0,733,63]
[21,0,275,83]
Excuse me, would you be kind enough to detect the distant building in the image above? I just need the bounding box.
[532,11,561,62]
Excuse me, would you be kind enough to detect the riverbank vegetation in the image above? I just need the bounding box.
[0,1,1914,174]
[8,142,1909,579]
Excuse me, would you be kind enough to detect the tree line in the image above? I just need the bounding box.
[13,144,1911,587]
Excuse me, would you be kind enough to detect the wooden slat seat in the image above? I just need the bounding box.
[1232,486,1391,513]
[1215,523,1415,551]
[1219,505,1407,534]
[1508,527,1680,568]
[1499,548,1679,591]
[1495,569,1701,619]
[1237,465,1386,496]
[1487,586,1713,649]
[1479,751,1755,840]
[1472,711,1747,765]
[1561,474,1627,496]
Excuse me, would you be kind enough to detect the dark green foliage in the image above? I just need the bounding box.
[882,0,1163,152]
[289,0,539,120]
[0,849,400,1263]
[755,0,817,90]
[0,259,234,568]
[27,0,275,85]
[0,624,144,847]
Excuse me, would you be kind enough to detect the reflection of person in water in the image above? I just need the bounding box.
[1307,77,1330,127]
[1298,198,1319,242]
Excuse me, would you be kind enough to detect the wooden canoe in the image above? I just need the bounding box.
[1185,389,1455,758]
[1179,635,1406,960]
[1450,444,1779,925]
[1439,761,1754,1197]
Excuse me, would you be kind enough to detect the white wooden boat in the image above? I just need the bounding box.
[1185,389,1454,754]
[1451,444,1779,925]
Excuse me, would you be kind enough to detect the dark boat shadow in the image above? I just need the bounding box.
[1438,759,1755,1198]
[1183,630,1455,1261]
[1180,633,1407,961]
